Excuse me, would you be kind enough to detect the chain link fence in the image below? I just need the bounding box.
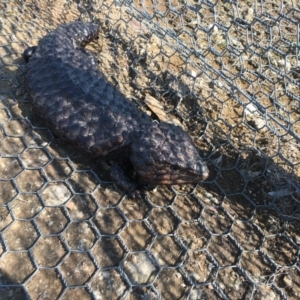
[0,0,300,299]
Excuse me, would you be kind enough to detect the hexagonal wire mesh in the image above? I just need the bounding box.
[0,0,300,299]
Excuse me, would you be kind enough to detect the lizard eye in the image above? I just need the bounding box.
[171,166,180,171]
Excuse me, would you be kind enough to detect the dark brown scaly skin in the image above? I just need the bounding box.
[24,21,209,195]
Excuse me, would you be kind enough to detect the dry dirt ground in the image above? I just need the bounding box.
[0,0,300,299]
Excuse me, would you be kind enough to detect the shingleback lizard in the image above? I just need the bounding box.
[23,21,209,195]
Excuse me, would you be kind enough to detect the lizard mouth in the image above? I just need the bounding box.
[137,167,209,185]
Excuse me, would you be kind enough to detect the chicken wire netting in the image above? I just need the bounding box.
[0,0,300,299]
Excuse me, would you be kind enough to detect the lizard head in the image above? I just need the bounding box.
[129,122,209,185]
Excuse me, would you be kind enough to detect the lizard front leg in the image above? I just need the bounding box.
[110,160,147,198]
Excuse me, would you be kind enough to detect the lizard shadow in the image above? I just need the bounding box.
[101,27,300,220]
